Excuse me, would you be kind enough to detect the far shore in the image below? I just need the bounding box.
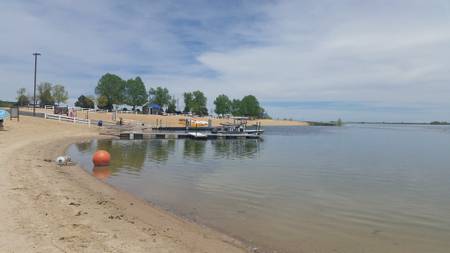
[0,116,248,252]
[20,107,310,127]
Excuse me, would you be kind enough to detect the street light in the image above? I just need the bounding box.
[32,52,41,116]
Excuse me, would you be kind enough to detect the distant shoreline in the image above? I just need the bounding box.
[347,121,450,125]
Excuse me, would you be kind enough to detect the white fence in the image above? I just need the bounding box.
[117,110,138,114]
[44,113,91,127]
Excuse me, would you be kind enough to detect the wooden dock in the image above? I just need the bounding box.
[99,125,262,140]
[102,131,261,140]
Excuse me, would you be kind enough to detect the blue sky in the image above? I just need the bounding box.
[1,0,450,121]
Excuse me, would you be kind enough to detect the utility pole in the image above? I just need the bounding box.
[32,52,41,116]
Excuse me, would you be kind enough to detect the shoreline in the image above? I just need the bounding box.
[64,138,259,252]
[19,107,310,127]
[0,116,248,252]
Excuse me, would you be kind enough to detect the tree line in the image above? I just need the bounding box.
[16,83,68,106]
[16,73,269,119]
[213,94,268,118]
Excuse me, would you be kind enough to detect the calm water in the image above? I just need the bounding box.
[67,125,450,253]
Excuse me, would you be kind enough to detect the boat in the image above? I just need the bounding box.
[211,117,264,135]
[187,132,208,140]
[178,118,209,127]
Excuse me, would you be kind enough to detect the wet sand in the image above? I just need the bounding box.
[0,116,247,252]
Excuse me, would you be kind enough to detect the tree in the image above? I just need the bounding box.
[16,88,30,106]
[95,73,126,110]
[214,94,232,115]
[149,87,171,109]
[75,95,95,109]
[166,97,177,113]
[192,90,207,116]
[240,95,262,118]
[125,77,147,109]
[97,95,109,110]
[38,82,55,106]
[184,90,208,116]
[52,84,68,105]
[183,92,194,113]
[231,99,241,116]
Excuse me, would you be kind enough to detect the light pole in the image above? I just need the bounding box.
[32,52,41,116]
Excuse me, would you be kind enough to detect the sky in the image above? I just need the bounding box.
[1,0,450,122]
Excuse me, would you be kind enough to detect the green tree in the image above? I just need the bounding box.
[240,95,262,118]
[192,90,207,115]
[183,92,194,113]
[97,95,109,110]
[166,97,177,113]
[95,73,126,110]
[148,87,171,108]
[52,84,68,105]
[125,77,147,109]
[184,90,208,116]
[74,95,95,109]
[16,88,30,106]
[214,94,231,115]
[231,99,241,116]
[38,82,55,106]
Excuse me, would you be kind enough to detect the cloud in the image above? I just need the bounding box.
[1,0,449,121]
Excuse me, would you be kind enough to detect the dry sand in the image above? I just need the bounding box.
[0,116,248,252]
[24,107,309,127]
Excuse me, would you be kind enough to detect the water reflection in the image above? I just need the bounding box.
[92,166,111,180]
[75,141,92,152]
[97,139,148,174]
[183,139,206,160]
[212,139,260,159]
[146,139,176,163]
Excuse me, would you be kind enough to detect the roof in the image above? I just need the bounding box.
[149,104,161,110]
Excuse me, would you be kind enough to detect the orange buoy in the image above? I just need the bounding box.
[92,150,111,166]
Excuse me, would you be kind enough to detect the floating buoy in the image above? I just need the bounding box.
[92,150,111,166]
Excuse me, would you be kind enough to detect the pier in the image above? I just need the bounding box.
[100,124,263,140]
[107,131,262,140]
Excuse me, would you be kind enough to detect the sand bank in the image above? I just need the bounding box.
[23,107,309,127]
[0,116,247,252]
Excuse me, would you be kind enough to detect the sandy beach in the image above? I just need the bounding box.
[23,107,309,127]
[0,116,248,252]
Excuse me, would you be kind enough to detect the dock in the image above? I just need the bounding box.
[99,124,262,140]
[110,131,262,140]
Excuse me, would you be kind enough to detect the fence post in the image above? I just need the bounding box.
[88,119,91,128]
[44,113,47,119]
[58,115,61,121]
[73,117,76,123]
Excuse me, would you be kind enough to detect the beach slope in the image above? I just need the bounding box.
[0,116,247,252]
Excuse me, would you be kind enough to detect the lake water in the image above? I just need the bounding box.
[67,125,450,253]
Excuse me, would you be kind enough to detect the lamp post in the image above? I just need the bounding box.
[32,52,41,116]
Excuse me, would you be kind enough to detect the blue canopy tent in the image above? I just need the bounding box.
[148,104,162,115]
